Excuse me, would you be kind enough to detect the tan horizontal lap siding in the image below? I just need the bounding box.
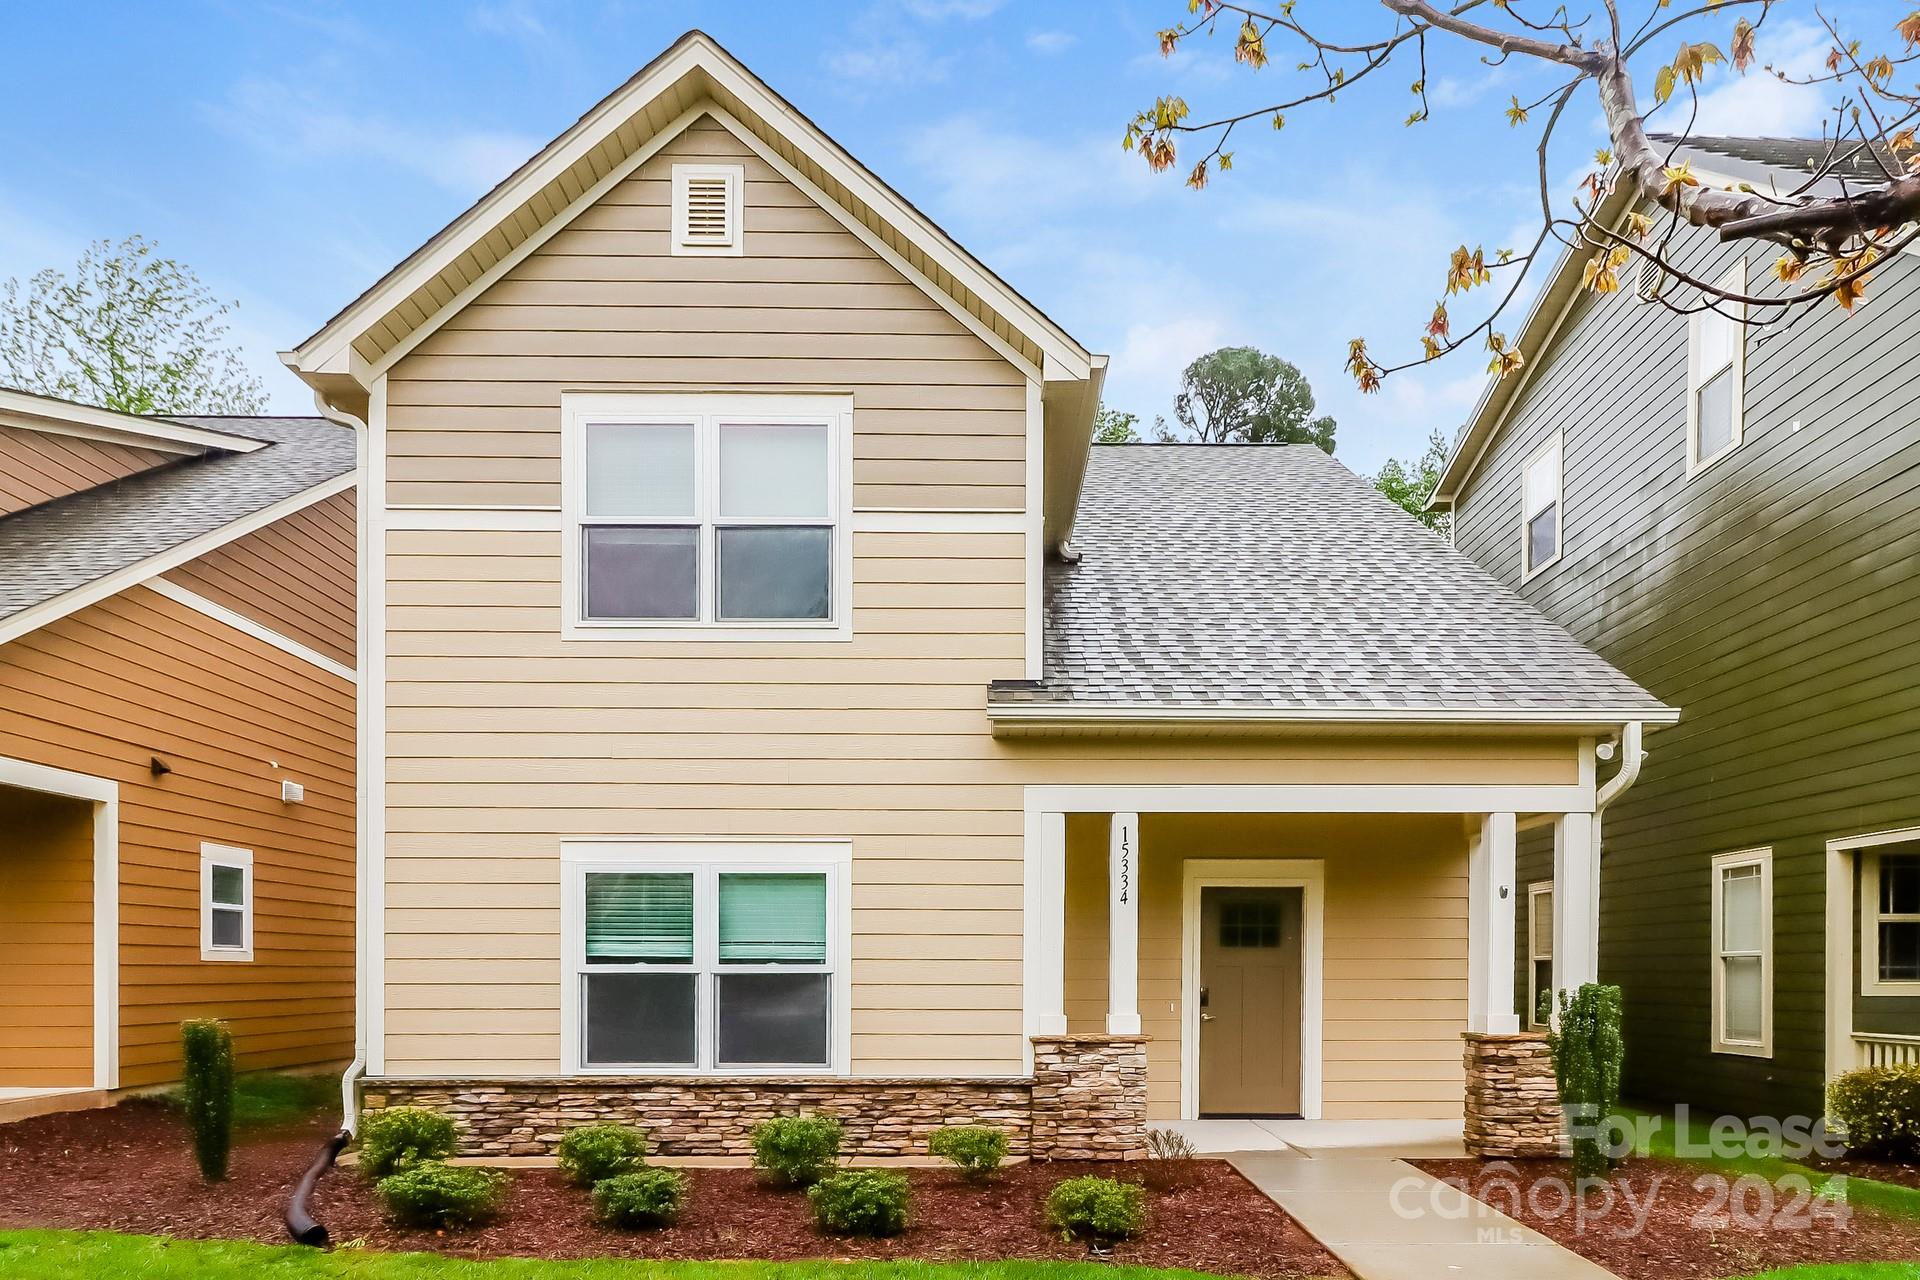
[385,117,1026,511]
[0,424,177,517]
[0,787,94,1085]
[0,587,356,1087]
[163,490,358,668]
[1064,811,1470,1121]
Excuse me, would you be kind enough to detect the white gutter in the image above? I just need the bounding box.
[988,704,1680,729]
[1595,720,1645,814]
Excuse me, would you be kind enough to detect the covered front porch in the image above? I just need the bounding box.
[1022,781,1607,1145]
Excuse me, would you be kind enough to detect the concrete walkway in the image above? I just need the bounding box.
[1162,1121,1616,1280]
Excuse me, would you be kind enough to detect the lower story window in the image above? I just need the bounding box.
[567,844,847,1073]
[1863,849,1920,993]
[1711,848,1772,1057]
[1528,882,1553,1028]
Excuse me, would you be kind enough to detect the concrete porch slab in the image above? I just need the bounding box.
[1156,1118,1291,1153]
[1257,1117,1467,1158]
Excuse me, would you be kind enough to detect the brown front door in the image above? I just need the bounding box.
[1198,886,1302,1117]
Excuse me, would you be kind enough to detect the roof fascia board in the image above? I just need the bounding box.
[0,472,358,649]
[0,390,270,456]
[987,703,1678,728]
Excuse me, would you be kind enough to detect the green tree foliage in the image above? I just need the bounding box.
[179,1019,235,1182]
[0,235,264,415]
[1373,428,1452,534]
[1093,406,1142,443]
[1171,346,1335,452]
[1548,983,1625,1184]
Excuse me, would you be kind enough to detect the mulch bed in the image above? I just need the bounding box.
[1807,1152,1920,1193]
[0,1101,1345,1278]
[1417,1156,1920,1280]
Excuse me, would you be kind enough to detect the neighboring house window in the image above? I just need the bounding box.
[564,842,850,1073]
[561,393,852,640]
[1688,261,1746,474]
[200,843,253,962]
[1710,848,1772,1056]
[1521,434,1562,577]
[1528,882,1554,1028]
[1862,850,1920,994]
[670,164,743,256]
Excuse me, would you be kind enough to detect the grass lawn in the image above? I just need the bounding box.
[160,1071,338,1130]
[0,1232,1252,1280]
[1732,1266,1920,1279]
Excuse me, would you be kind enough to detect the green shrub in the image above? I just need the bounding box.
[592,1168,689,1229]
[359,1106,458,1180]
[1045,1175,1146,1242]
[927,1126,1007,1181]
[556,1123,648,1187]
[375,1161,506,1229]
[751,1114,842,1187]
[807,1169,910,1236]
[1829,1064,1920,1156]
[1547,982,1624,1183]
[179,1019,235,1182]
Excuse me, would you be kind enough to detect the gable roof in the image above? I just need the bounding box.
[988,445,1674,730]
[1431,134,1911,507]
[0,409,356,646]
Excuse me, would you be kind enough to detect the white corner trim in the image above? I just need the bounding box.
[0,472,358,649]
[147,579,355,683]
[1024,378,1044,680]
[0,753,120,1090]
[1179,858,1325,1121]
[366,377,389,1076]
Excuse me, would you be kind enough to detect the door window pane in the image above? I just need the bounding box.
[717,526,831,620]
[211,865,245,907]
[1722,955,1763,1042]
[1882,857,1920,915]
[584,526,698,619]
[718,873,827,963]
[719,423,829,518]
[716,972,830,1066]
[585,972,697,1066]
[586,873,694,963]
[1527,506,1558,568]
[210,908,245,949]
[1696,369,1735,460]
[586,424,696,517]
[1721,865,1763,952]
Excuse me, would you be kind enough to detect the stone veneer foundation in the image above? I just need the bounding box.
[1461,1031,1565,1158]
[361,1034,1150,1161]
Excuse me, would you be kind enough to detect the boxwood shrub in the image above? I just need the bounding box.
[375,1161,506,1229]
[927,1126,1008,1181]
[592,1168,689,1229]
[751,1114,842,1187]
[1045,1175,1146,1242]
[557,1123,648,1186]
[359,1107,458,1180]
[1829,1064,1920,1156]
[808,1169,910,1236]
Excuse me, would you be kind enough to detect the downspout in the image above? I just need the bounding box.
[1587,721,1647,962]
[286,389,370,1247]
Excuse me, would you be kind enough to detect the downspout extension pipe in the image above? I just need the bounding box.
[285,1056,363,1247]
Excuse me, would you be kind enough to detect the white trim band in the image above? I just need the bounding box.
[148,579,356,683]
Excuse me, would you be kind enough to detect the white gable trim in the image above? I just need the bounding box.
[147,579,356,683]
[0,388,270,456]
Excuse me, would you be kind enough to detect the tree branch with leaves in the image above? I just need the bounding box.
[1125,1,1920,392]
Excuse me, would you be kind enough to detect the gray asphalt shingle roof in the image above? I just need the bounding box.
[1652,133,1899,183]
[0,414,355,623]
[1002,445,1669,717]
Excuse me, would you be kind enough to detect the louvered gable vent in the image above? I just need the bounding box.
[671,164,743,256]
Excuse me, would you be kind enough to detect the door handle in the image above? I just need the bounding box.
[1199,1012,1216,1022]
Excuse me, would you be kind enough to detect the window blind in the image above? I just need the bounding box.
[718,873,827,963]
[586,872,694,962]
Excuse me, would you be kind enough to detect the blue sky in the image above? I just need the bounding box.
[0,1,1898,472]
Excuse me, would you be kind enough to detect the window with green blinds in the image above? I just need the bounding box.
[586,872,694,963]
[718,873,827,963]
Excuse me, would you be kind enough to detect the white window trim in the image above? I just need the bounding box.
[560,393,854,642]
[200,843,254,963]
[1861,847,1920,996]
[670,163,744,256]
[1687,259,1747,477]
[1527,881,1553,1029]
[559,839,852,1076]
[1519,432,1563,581]
[1710,847,1772,1058]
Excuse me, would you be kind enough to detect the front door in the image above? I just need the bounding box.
[1198,886,1302,1117]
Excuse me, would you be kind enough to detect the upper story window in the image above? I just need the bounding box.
[200,843,253,962]
[1688,261,1746,474]
[562,394,852,641]
[671,164,743,256]
[1863,849,1920,994]
[1711,847,1772,1057]
[1521,434,1562,578]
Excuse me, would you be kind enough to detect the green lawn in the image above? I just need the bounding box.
[0,1232,1248,1280]
[1732,1266,1920,1280]
[162,1071,339,1130]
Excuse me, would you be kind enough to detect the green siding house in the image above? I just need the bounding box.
[1432,135,1920,1120]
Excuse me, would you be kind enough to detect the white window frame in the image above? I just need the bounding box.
[1527,881,1554,1029]
[200,843,254,962]
[1861,848,1920,996]
[670,163,744,256]
[560,839,852,1076]
[560,393,854,642]
[1520,432,1563,580]
[1710,847,1772,1057]
[1687,259,1747,476]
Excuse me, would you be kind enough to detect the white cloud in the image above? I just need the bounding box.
[901,0,1004,18]
[471,0,547,40]
[206,77,540,196]
[1027,30,1076,55]
[1130,43,1233,84]
[823,36,949,87]
[1662,21,1834,138]
[905,115,1166,224]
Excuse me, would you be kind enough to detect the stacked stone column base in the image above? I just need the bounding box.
[1030,1034,1149,1160]
[1462,1031,1566,1158]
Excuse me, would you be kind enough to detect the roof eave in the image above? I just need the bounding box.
[0,387,272,456]
[987,702,1681,736]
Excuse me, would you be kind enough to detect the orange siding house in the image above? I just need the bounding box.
[0,387,358,1112]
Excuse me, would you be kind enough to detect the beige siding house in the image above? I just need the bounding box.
[284,31,1672,1157]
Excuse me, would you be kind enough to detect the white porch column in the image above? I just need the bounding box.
[1467,812,1520,1034]
[1034,811,1068,1034]
[1552,811,1599,1007]
[1107,811,1141,1035]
